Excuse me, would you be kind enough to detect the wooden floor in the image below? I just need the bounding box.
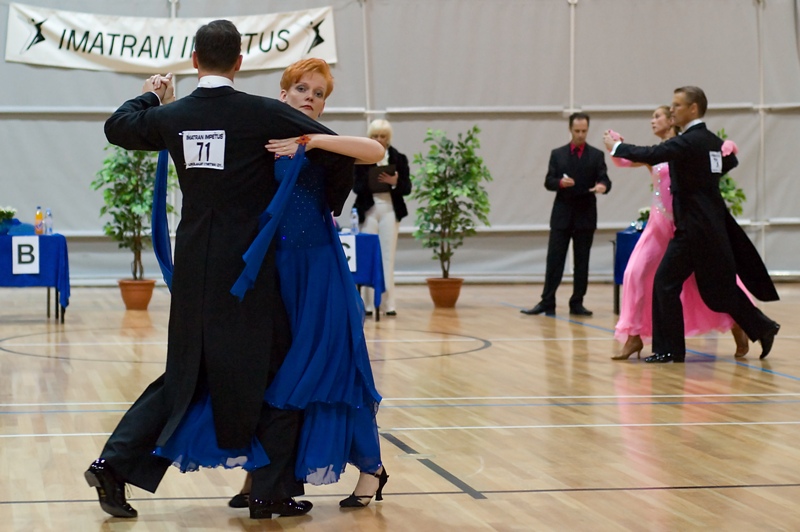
[2,282,800,531]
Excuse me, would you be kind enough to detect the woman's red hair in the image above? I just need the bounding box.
[280,58,334,98]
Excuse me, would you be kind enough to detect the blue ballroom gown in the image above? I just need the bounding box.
[155,153,383,484]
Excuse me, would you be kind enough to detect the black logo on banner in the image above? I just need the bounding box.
[307,19,324,53]
[26,18,47,51]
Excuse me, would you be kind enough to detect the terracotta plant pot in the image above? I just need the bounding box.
[425,277,464,308]
[118,279,157,311]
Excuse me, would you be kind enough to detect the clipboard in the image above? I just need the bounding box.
[368,164,396,193]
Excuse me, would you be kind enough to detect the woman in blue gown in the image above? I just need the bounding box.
[154,59,389,508]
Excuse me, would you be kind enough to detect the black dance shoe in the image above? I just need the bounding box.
[569,305,593,316]
[249,498,313,519]
[84,459,138,518]
[228,492,249,508]
[340,467,389,508]
[520,303,555,316]
[759,322,780,359]
[644,352,685,363]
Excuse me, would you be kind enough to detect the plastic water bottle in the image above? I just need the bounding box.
[34,206,44,235]
[350,207,359,235]
[44,208,53,235]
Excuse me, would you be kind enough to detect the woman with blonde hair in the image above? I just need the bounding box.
[610,105,749,360]
[353,119,412,316]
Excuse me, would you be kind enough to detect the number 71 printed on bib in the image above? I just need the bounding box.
[182,130,226,170]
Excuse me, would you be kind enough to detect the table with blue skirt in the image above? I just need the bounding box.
[349,233,385,321]
[613,226,642,315]
[0,233,71,322]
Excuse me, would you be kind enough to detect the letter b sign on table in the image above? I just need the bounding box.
[12,236,40,274]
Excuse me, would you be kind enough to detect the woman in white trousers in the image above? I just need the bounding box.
[353,119,412,315]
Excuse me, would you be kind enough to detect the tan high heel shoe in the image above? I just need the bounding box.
[612,335,643,360]
[732,323,749,358]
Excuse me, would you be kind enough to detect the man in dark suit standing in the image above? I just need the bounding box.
[84,20,353,519]
[603,86,780,363]
[522,112,611,317]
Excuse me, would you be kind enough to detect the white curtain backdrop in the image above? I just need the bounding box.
[1,0,798,284]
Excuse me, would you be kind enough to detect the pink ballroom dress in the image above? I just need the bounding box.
[614,162,749,344]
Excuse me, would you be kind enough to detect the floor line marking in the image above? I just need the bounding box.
[3,392,800,408]
[381,432,486,500]
[6,419,800,438]
[381,393,800,401]
[382,420,800,431]
[3,482,800,507]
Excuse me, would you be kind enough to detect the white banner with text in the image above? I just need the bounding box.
[5,3,337,74]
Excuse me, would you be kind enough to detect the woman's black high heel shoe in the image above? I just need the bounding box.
[339,467,389,508]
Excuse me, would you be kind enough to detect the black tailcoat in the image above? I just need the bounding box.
[104,88,353,450]
[614,123,777,307]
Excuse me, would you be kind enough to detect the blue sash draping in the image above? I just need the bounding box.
[152,150,174,289]
[230,145,308,301]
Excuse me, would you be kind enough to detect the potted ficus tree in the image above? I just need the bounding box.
[411,126,492,307]
[91,144,176,310]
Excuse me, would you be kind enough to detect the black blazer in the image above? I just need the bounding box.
[353,145,411,223]
[615,122,778,304]
[104,87,354,448]
[544,143,611,230]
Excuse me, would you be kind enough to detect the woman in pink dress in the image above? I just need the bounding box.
[610,105,749,360]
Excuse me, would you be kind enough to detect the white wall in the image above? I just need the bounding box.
[2,0,798,284]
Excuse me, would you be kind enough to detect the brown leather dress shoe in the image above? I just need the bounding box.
[84,459,137,518]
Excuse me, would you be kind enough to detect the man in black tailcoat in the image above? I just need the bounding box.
[522,112,611,317]
[603,86,779,363]
[85,20,352,519]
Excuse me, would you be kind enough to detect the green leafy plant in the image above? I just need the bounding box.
[411,126,492,279]
[716,128,747,216]
[90,145,176,280]
[0,206,16,222]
